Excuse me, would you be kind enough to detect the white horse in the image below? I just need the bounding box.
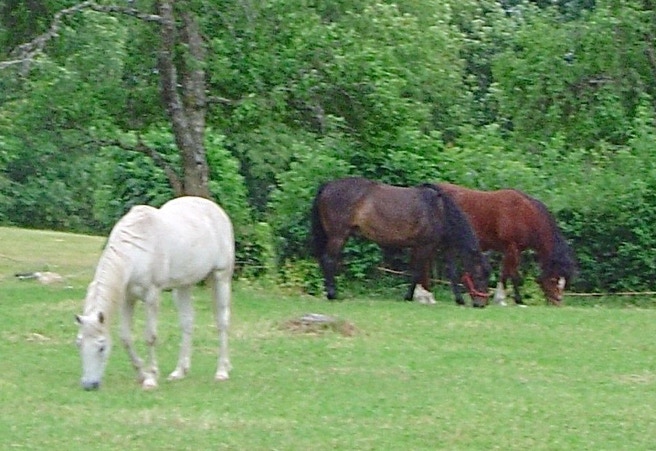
[75,196,234,390]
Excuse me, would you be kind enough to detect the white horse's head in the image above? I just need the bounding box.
[75,311,112,390]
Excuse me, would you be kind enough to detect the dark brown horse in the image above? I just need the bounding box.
[311,177,491,307]
[436,183,577,305]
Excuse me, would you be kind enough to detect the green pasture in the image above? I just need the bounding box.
[1,227,655,450]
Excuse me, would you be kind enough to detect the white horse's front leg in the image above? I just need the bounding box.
[120,297,147,383]
[168,286,194,381]
[214,272,231,381]
[142,289,161,389]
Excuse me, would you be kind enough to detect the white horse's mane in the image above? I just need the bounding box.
[83,206,157,317]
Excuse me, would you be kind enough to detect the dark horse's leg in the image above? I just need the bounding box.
[320,236,347,300]
[502,245,524,305]
[404,248,419,301]
[446,259,466,306]
[404,247,433,301]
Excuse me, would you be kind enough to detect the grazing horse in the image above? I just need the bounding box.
[311,177,491,307]
[437,183,577,305]
[75,196,234,390]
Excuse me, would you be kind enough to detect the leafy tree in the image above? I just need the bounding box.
[492,0,656,153]
[1,1,216,200]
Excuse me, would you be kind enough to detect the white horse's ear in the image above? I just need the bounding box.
[75,314,83,325]
[98,312,105,324]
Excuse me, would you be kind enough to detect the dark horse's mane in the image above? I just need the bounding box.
[418,183,481,256]
[517,191,577,282]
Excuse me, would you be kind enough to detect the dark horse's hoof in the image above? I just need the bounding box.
[325,285,337,300]
[472,303,487,308]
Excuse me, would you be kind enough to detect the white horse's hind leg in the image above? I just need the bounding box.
[213,271,231,381]
[142,289,161,389]
[120,297,147,383]
[168,286,194,381]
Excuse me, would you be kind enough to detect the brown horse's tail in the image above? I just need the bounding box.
[311,183,328,258]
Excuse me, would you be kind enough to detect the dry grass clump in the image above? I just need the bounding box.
[282,313,356,337]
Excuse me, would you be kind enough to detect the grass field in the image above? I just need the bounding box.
[1,226,656,450]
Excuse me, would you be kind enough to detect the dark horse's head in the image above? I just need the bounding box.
[528,197,577,305]
[421,184,491,307]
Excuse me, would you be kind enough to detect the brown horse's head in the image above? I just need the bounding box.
[538,275,567,306]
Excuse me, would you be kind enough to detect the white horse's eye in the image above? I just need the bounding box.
[76,335,82,347]
[97,338,107,353]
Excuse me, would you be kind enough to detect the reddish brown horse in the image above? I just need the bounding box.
[436,183,577,305]
[311,177,491,307]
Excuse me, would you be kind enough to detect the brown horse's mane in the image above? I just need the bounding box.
[514,190,577,282]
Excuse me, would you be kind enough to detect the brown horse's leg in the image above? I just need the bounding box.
[502,245,524,305]
[320,236,347,300]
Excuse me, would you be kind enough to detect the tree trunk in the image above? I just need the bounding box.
[156,0,210,198]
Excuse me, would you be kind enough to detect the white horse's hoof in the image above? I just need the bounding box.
[413,285,436,305]
[142,378,158,390]
[215,371,230,381]
[167,369,187,381]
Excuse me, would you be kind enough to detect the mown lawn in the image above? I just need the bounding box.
[1,227,655,450]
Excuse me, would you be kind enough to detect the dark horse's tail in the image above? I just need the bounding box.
[311,183,329,258]
[524,194,577,283]
[419,184,481,256]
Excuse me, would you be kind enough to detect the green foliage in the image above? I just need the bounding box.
[206,132,251,226]
[559,96,656,292]
[2,0,656,294]
[91,127,175,231]
[206,132,273,278]
[440,124,540,191]
[277,258,325,295]
[268,144,353,263]
[492,1,655,152]
[227,124,306,213]
[0,9,132,232]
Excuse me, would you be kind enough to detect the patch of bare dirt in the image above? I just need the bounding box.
[282,313,357,337]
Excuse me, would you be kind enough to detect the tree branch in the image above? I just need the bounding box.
[96,137,184,196]
[207,95,240,106]
[0,1,161,71]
